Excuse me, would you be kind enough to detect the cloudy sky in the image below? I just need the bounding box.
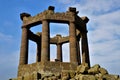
[0,0,120,80]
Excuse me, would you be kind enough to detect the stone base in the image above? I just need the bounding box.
[10,64,120,80]
[18,62,78,77]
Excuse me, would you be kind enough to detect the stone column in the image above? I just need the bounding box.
[77,41,81,65]
[57,43,63,62]
[41,20,50,62]
[19,27,29,65]
[69,22,78,64]
[81,26,90,67]
[36,42,41,62]
[76,30,81,65]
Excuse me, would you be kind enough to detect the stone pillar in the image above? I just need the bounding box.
[36,42,41,62]
[81,26,90,67]
[41,20,50,62]
[76,30,81,65]
[19,27,29,65]
[69,22,78,64]
[57,43,63,62]
[77,41,81,65]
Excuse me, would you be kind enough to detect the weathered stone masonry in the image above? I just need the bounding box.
[18,6,90,77]
[10,6,120,80]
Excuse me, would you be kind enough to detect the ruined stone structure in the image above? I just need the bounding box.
[10,6,91,79]
[10,6,120,80]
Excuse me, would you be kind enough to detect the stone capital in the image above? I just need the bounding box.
[20,13,31,21]
[48,6,55,11]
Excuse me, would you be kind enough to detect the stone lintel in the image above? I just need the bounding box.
[20,9,88,34]
[58,36,69,44]
[36,32,42,36]
[29,32,69,44]
[55,34,69,44]
[50,33,81,45]
[50,37,58,44]
[50,35,69,44]
[28,30,41,43]
[22,11,76,27]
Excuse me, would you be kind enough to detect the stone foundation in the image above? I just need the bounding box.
[10,64,120,80]
[18,62,78,77]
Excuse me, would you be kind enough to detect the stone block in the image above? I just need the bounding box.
[79,74,96,80]
[69,71,76,78]
[62,76,69,80]
[61,71,70,80]
[41,73,54,79]
[54,73,61,79]
[95,73,103,79]
[20,13,31,20]
[99,68,108,75]
[88,64,100,74]
[75,74,82,80]
[103,74,117,80]
[68,7,76,12]
[76,63,89,74]
[48,6,55,11]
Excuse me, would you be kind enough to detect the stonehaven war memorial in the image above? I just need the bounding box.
[10,6,120,80]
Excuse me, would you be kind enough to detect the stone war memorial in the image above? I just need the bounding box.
[10,6,120,80]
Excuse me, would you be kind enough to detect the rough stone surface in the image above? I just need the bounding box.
[76,63,89,74]
[10,64,120,80]
[78,74,96,80]
[10,6,119,80]
[17,6,90,78]
[88,64,100,74]
[99,67,108,75]
[18,62,78,77]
